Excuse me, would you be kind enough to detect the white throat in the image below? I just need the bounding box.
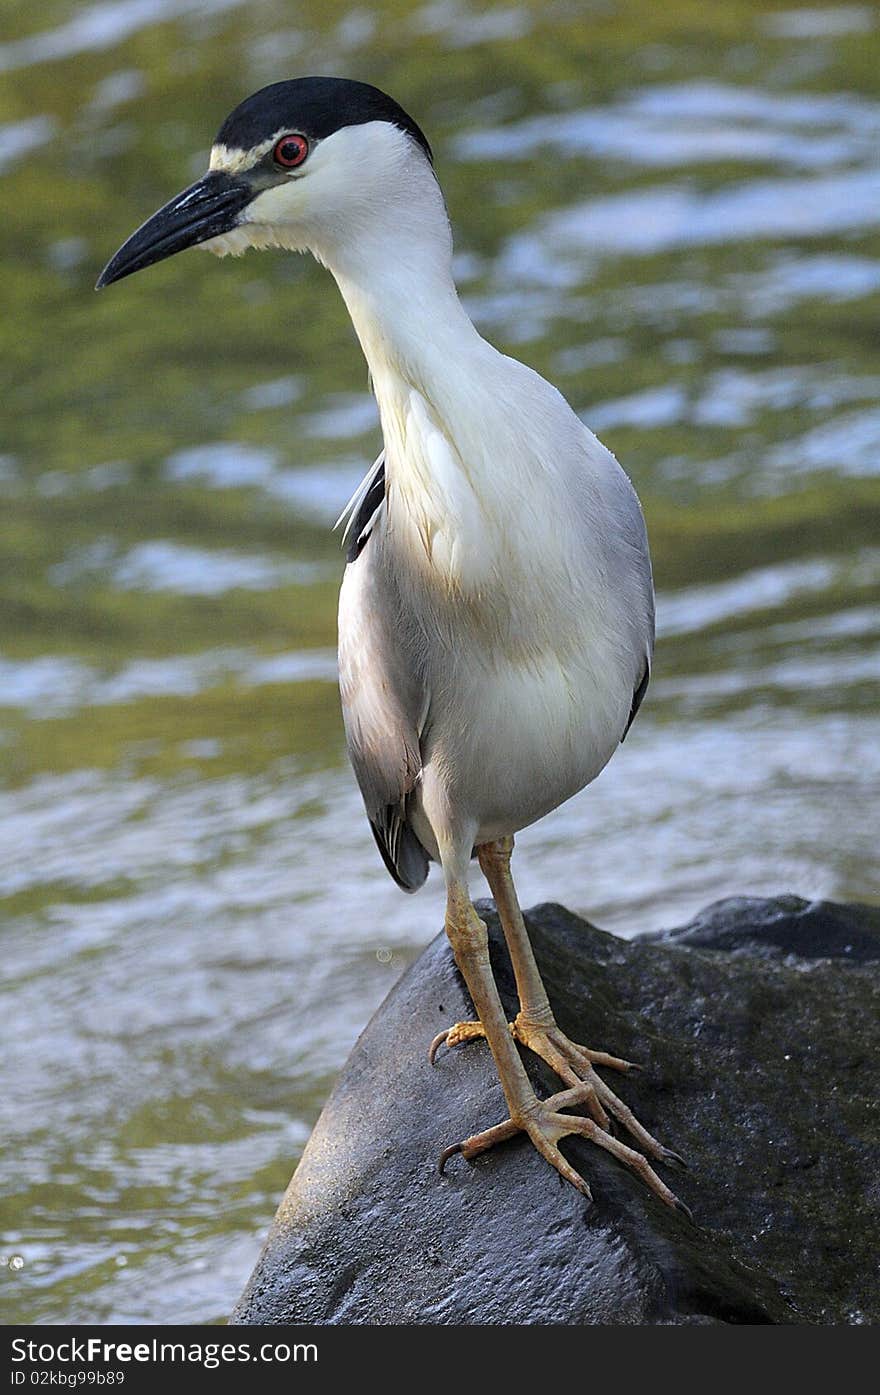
[317,172,487,418]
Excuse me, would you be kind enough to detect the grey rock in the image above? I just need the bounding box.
[232,896,879,1325]
[646,893,880,963]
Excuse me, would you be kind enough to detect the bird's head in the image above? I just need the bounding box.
[96,77,435,288]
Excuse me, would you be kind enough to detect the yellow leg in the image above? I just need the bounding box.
[441,879,593,1199]
[438,867,688,1213]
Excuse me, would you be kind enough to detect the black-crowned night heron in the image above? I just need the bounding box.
[98,77,687,1214]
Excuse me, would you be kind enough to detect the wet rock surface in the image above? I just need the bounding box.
[232,896,879,1325]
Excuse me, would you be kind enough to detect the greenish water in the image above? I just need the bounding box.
[1,0,879,1323]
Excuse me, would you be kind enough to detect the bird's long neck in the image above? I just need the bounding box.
[314,167,522,598]
[317,180,490,429]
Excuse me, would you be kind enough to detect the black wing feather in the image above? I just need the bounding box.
[345,459,386,563]
[621,660,649,741]
[369,807,429,893]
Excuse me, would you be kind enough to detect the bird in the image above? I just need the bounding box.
[97,76,687,1214]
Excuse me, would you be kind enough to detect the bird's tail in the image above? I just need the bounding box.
[370,804,430,893]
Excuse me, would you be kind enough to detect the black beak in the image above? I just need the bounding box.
[96,171,253,289]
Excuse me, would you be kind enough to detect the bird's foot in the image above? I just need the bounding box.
[431,1012,636,1074]
[431,1011,686,1184]
[439,1081,690,1216]
[428,1019,489,1059]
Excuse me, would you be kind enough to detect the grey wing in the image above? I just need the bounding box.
[337,458,429,892]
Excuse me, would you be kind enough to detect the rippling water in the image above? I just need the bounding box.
[2,0,879,1323]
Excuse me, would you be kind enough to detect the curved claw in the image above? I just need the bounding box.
[662,1147,688,1169]
[428,1020,488,1064]
[428,1030,450,1066]
[438,1141,463,1175]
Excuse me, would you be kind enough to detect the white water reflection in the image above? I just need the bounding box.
[759,7,875,39]
[767,406,880,476]
[165,442,278,489]
[163,440,366,518]
[301,393,377,440]
[410,0,532,47]
[51,538,329,595]
[0,116,57,173]
[657,554,875,637]
[0,0,246,73]
[737,253,880,311]
[503,169,880,283]
[240,376,304,412]
[469,250,880,350]
[586,367,880,434]
[459,80,880,170]
[657,645,880,702]
[0,647,337,715]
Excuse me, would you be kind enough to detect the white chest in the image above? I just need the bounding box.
[379,386,500,591]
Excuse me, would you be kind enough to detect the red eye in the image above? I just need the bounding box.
[273,134,309,168]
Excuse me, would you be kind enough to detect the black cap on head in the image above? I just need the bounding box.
[215,77,433,164]
[96,78,433,291]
